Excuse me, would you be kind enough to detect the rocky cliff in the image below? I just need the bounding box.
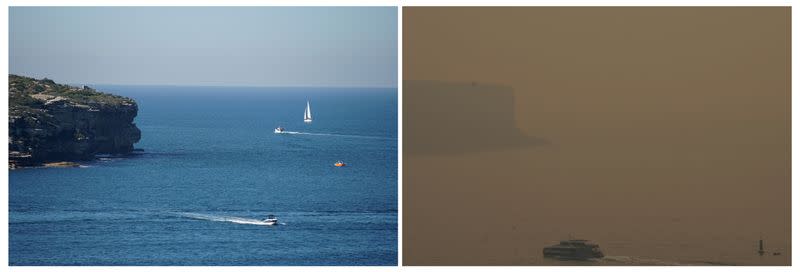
[9,75,141,168]
[404,80,547,155]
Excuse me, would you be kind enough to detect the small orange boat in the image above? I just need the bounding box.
[334,161,346,167]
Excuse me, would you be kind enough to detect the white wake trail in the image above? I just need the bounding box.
[279,131,393,140]
[177,212,283,226]
[601,256,683,266]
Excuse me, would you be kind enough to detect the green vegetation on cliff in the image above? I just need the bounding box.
[10,74,134,107]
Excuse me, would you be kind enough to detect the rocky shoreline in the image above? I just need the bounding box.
[9,75,141,169]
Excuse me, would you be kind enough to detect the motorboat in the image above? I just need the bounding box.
[543,239,604,260]
[263,214,278,225]
[334,161,346,167]
[274,127,285,133]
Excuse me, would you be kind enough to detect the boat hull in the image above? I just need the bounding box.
[543,248,604,260]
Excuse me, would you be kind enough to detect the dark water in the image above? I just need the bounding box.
[9,86,398,265]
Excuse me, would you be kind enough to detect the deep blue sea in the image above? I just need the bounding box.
[9,86,398,266]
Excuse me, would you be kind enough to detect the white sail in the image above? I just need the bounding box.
[304,101,312,122]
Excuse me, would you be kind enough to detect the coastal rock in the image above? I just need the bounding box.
[43,161,82,168]
[8,75,141,168]
[404,80,547,155]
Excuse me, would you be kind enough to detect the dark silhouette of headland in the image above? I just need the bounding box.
[404,80,547,156]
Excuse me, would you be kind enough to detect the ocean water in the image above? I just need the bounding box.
[404,148,790,266]
[9,86,398,266]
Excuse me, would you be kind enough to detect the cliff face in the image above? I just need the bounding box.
[9,75,141,168]
[404,80,547,155]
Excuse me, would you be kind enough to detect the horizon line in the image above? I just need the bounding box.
[9,74,397,89]
[83,82,398,89]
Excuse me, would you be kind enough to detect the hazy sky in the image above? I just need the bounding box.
[10,7,397,87]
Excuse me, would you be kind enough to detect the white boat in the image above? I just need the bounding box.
[262,214,278,225]
[274,127,285,133]
[304,100,312,123]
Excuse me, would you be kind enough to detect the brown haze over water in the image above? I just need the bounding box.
[403,7,790,265]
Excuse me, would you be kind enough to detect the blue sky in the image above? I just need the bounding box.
[10,7,397,87]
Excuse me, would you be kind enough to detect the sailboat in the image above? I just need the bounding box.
[304,100,313,123]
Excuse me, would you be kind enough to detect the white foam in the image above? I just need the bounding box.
[602,256,683,266]
[177,212,283,226]
[279,131,392,140]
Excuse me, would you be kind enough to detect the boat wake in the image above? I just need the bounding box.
[601,256,684,266]
[279,131,393,140]
[176,212,285,226]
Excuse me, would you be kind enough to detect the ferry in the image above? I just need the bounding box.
[543,239,604,260]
